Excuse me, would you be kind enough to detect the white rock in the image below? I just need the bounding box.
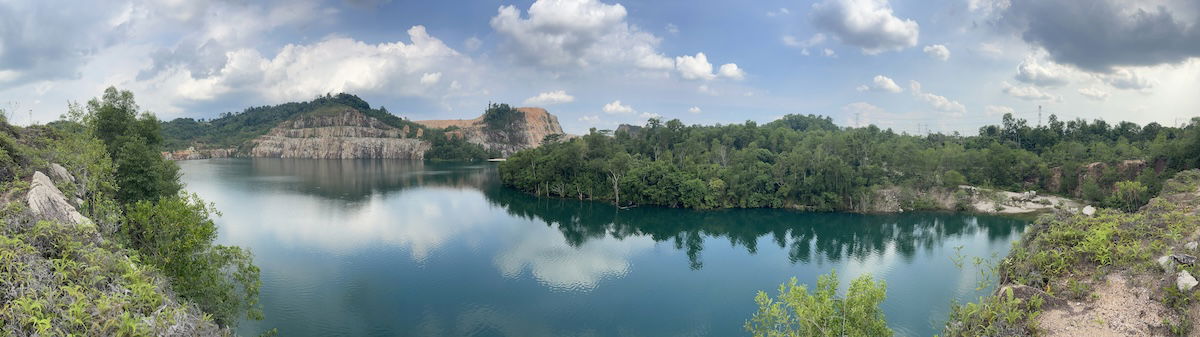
[1188,242,1199,251]
[26,171,91,226]
[1159,255,1176,272]
[1179,270,1199,291]
[1082,205,1097,216]
[49,163,74,183]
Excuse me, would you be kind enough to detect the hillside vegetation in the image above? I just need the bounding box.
[500,114,1200,212]
[1,87,264,336]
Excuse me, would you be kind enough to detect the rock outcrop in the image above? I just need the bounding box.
[163,147,236,160]
[26,171,92,226]
[416,107,565,157]
[248,108,430,159]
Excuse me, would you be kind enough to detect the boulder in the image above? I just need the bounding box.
[1179,270,1199,291]
[1173,254,1197,266]
[26,171,91,226]
[1188,242,1199,251]
[1081,205,1097,216]
[49,163,74,183]
[1159,255,1177,272]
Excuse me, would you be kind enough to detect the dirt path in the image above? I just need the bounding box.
[1037,274,1172,336]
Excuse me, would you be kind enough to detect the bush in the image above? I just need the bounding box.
[123,194,262,327]
[745,270,891,337]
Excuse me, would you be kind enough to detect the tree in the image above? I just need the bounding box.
[86,87,181,203]
[745,270,891,337]
[606,152,632,206]
[124,194,262,327]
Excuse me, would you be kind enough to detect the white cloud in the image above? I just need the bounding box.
[688,106,701,113]
[857,75,902,93]
[923,44,950,61]
[697,84,718,95]
[489,0,674,72]
[976,42,1004,58]
[579,115,600,122]
[638,111,661,120]
[1077,87,1110,101]
[665,23,679,34]
[1102,68,1155,91]
[984,105,1015,117]
[464,37,483,51]
[718,63,745,80]
[823,48,838,57]
[1015,57,1069,87]
[420,72,442,85]
[675,52,715,80]
[810,0,920,54]
[523,90,575,105]
[909,80,966,115]
[767,8,791,17]
[145,25,473,105]
[1001,81,1060,101]
[783,33,826,49]
[603,100,635,114]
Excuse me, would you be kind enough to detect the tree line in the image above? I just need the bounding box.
[500,113,1200,211]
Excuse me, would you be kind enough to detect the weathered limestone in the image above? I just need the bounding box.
[26,171,91,226]
[416,107,565,157]
[1178,270,1198,291]
[249,108,431,159]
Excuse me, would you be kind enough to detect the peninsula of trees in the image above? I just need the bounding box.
[500,114,1200,212]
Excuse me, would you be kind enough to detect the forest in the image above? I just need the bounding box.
[500,113,1200,212]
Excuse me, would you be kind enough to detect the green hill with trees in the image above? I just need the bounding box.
[160,93,494,161]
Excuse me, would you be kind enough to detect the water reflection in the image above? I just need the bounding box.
[177,159,1028,337]
[483,187,1027,270]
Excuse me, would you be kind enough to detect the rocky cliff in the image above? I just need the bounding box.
[248,107,431,159]
[416,107,564,157]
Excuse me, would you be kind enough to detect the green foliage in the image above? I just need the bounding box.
[86,87,181,204]
[745,271,891,337]
[124,193,262,327]
[1107,180,1149,212]
[943,170,967,188]
[481,103,524,131]
[501,114,1200,211]
[942,287,1044,336]
[423,128,496,161]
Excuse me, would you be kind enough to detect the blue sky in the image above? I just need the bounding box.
[2,0,1199,134]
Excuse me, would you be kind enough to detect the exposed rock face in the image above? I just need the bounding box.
[249,108,430,159]
[416,107,565,157]
[163,147,236,160]
[27,171,92,226]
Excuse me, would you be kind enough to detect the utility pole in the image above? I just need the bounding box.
[1036,106,1042,127]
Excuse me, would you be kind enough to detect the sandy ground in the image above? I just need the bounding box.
[968,188,1084,214]
[1037,274,1172,336]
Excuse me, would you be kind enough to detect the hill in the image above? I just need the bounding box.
[161,95,565,160]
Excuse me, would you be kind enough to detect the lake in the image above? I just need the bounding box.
[177,158,1029,337]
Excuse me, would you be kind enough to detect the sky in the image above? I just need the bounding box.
[1,0,1199,134]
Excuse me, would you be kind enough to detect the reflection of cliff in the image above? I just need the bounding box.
[481,187,1028,269]
[225,158,495,201]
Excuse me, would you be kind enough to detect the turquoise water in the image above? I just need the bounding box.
[177,158,1028,337]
